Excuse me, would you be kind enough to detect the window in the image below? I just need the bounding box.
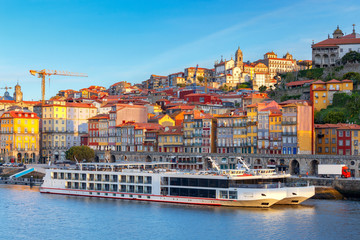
[332,138,336,144]
[332,147,336,153]
[339,140,343,146]
[346,140,350,146]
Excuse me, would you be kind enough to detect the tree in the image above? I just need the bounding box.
[284,72,295,83]
[341,51,360,65]
[65,146,95,162]
[323,111,346,124]
[343,72,360,86]
[220,84,229,92]
[236,82,252,89]
[197,76,204,84]
[259,85,267,92]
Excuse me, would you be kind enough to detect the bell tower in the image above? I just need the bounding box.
[235,46,243,69]
[14,83,23,103]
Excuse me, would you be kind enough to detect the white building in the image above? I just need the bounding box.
[66,102,97,148]
[312,25,360,68]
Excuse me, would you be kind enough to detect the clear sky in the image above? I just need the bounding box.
[0,0,359,100]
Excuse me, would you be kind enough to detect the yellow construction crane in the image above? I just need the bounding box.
[29,69,87,104]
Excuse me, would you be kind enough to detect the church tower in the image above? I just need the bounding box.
[235,46,243,69]
[14,83,23,103]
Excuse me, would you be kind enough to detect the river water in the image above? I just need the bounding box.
[1,185,359,240]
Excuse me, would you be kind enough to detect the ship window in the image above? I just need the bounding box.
[188,178,198,186]
[137,186,143,193]
[170,178,181,186]
[137,176,143,184]
[104,175,110,182]
[220,190,228,199]
[60,172,64,179]
[96,184,102,190]
[53,172,58,179]
[81,174,86,181]
[170,188,216,199]
[229,191,237,199]
[146,176,152,184]
[128,185,134,192]
[81,183,86,190]
[146,186,152,194]
[112,185,118,192]
[120,185,126,192]
[121,175,126,183]
[198,179,209,187]
[112,175,118,182]
[128,176,135,183]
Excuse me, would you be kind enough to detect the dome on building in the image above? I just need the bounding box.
[333,27,343,34]
[333,25,344,38]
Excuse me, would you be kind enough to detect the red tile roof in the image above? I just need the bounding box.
[1,111,40,119]
[313,37,360,47]
[285,80,314,87]
[327,79,341,83]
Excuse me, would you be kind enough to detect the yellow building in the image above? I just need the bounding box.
[158,126,183,153]
[246,104,258,153]
[315,124,339,155]
[311,79,353,111]
[269,113,282,154]
[0,111,39,163]
[350,126,360,156]
[149,114,175,127]
[232,115,247,154]
[42,100,67,162]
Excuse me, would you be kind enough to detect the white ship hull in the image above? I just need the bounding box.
[39,186,285,207]
[275,186,315,205]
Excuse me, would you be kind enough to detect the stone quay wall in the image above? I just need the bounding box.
[95,151,360,178]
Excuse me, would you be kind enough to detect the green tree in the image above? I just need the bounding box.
[323,111,346,124]
[236,82,252,89]
[343,72,360,86]
[197,76,204,84]
[220,84,229,92]
[341,51,360,64]
[284,72,295,83]
[259,85,267,92]
[65,146,95,162]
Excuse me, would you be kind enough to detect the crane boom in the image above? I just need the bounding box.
[29,69,88,105]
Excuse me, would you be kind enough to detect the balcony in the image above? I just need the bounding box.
[283,132,297,136]
[282,121,297,125]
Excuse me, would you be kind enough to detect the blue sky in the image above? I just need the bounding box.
[0,0,359,100]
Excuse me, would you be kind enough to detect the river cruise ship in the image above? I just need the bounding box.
[40,159,315,208]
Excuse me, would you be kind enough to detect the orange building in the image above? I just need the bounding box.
[310,79,353,111]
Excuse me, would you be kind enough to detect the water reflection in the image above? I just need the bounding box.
[1,185,360,240]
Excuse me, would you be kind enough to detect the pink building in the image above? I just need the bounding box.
[115,104,148,125]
